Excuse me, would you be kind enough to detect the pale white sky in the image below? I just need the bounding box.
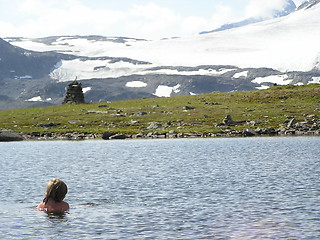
[0,0,306,40]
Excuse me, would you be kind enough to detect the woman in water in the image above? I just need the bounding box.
[37,178,69,213]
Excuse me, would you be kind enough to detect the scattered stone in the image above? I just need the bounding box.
[222,114,236,126]
[287,118,297,128]
[183,106,195,110]
[246,120,259,126]
[134,112,148,116]
[68,120,80,124]
[242,128,258,136]
[147,122,162,129]
[87,110,108,114]
[205,102,220,105]
[130,120,139,124]
[0,130,24,141]
[37,122,60,127]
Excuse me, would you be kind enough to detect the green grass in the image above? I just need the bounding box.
[1,84,319,135]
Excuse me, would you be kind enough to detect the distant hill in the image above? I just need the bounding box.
[1,0,319,110]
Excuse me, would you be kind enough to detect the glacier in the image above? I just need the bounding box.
[8,2,320,77]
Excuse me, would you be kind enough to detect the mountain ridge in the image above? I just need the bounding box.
[1,1,320,110]
[200,0,297,34]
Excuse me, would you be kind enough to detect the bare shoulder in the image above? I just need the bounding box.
[37,200,69,213]
[61,201,70,211]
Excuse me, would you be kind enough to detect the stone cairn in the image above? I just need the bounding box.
[62,79,85,104]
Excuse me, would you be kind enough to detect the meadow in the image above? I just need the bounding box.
[0,84,319,137]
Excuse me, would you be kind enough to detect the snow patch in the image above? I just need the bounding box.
[154,84,181,97]
[82,87,92,93]
[309,77,320,84]
[256,85,270,90]
[50,59,151,81]
[126,81,147,88]
[252,75,292,85]
[233,71,248,78]
[26,96,42,102]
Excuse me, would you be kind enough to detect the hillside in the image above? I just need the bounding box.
[0,85,319,140]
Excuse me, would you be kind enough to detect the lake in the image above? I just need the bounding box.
[0,137,319,239]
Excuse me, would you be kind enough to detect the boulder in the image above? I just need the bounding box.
[147,122,162,129]
[222,114,236,126]
[183,106,195,110]
[242,128,258,136]
[0,130,24,141]
[109,134,127,140]
[287,118,297,128]
[102,132,116,140]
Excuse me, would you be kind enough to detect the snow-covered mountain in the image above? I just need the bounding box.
[1,0,320,109]
[200,0,297,34]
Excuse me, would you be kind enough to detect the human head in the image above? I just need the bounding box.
[44,178,68,203]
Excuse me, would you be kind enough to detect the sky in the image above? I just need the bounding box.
[0,0,307,40]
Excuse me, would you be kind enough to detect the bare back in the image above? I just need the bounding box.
[37,198,69,213]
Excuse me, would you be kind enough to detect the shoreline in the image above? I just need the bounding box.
[1,115,319,141]
[19,127,320,141]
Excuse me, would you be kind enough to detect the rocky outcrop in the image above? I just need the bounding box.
[0,130,24,141]
[298,0,320,10]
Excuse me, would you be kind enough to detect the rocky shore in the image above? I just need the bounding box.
[1,114,318,141]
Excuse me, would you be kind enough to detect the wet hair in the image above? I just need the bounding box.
[43,178,68,203]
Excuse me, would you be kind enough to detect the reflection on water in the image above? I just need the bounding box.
[0,137,319,239]
[46,212,69,221]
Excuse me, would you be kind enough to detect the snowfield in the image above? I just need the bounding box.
[3,2,319,102]
[8,3,320,76]
[252,75,293,85]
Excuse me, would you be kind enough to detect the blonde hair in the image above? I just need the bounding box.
[43,178,68,203]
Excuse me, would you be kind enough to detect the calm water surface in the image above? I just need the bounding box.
[0,137,319,239]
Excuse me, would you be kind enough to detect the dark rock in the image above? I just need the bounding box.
[242,128,258,136]
[36,122,60,127]
[134,112,148,116]
[265,127,277,135]
[102,132,116,140]
[205,102,220,105]
[287,118,297,128]
[183,106,195,110]
[109,134,127,140]
[222,114,236,126]
[0,130,24,141]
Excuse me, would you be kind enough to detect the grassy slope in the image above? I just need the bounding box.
[0,85,319,135]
